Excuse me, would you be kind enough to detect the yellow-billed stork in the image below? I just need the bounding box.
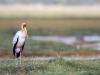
[12,23,28,67]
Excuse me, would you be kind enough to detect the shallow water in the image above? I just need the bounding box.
[30,36,77,45]
[30,35,100,50]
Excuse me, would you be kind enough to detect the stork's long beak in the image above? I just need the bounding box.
[23,27,28,39]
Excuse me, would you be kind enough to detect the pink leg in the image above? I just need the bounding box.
[20,47,22,56]
[20,47,22,66]
[15,48,18,67]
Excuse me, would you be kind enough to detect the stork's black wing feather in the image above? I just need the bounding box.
[13,36,19,56]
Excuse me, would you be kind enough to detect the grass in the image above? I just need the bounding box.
[0,57,100,75]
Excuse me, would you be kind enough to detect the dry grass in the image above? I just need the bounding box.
[0,49,100,58]
[0,19,100,29]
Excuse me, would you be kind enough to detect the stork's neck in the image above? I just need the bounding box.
[21,30,25,34]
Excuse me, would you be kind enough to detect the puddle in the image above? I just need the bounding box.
[30,36,77,45]
[83,35,100,42]
[30,35,100,50]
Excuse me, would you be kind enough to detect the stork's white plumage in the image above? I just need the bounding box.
[12,23,28,67]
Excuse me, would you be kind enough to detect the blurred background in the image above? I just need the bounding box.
[0,0,100,58]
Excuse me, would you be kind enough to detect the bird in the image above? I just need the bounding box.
[12,23,28,67]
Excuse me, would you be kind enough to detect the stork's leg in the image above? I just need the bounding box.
[15,52,18,67]
[20,52,21,67]
[20,47,22,67]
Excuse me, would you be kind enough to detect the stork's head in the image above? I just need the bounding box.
[21,23,28,39]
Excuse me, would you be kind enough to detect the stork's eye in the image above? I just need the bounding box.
[23,24,26,28]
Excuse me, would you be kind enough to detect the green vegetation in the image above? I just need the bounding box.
[28,28,100,35]
[0,58,100,75]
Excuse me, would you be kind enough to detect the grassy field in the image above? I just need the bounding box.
[0,57,100,75]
